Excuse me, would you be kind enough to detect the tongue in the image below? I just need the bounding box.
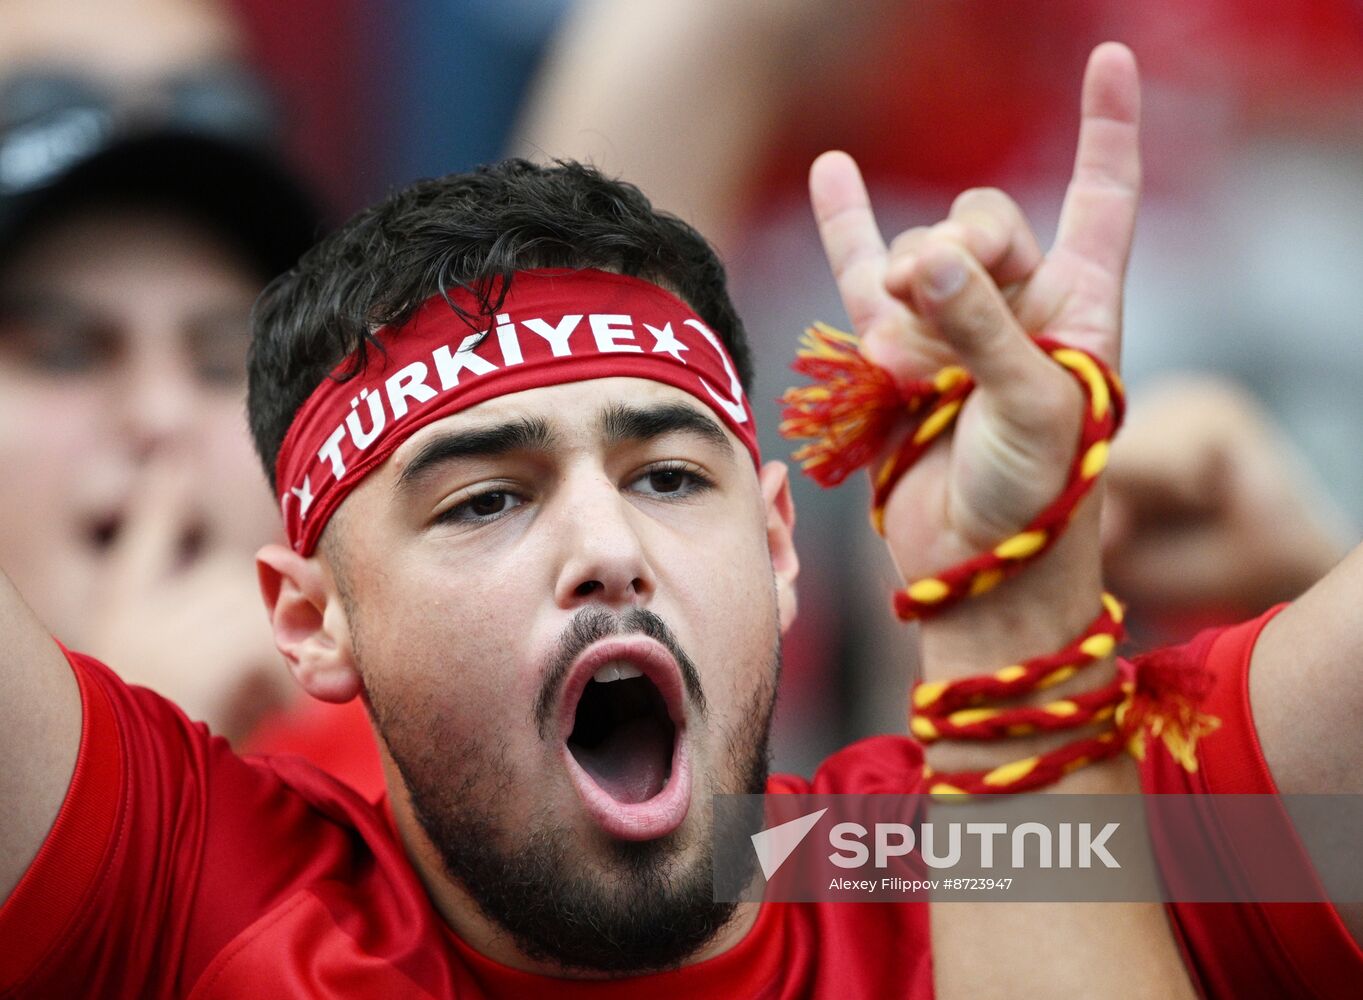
[571,716,672,804]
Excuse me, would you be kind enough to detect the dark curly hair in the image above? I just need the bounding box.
[247,159,752,490]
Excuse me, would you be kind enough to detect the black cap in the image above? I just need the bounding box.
[0,68,323,280]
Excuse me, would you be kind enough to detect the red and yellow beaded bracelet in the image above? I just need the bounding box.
[912,594,1219,796]
[919,653,1221,797]
[910,593,1127,744]
[780,325,1218,793]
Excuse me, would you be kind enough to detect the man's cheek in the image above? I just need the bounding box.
[392,617,534,722]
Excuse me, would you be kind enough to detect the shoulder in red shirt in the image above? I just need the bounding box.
[1138,607,1363,999]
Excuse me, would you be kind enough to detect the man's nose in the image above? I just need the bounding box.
[553,475,658,611]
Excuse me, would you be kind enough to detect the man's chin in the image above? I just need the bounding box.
[399,732,767,975]
[436,808,739,975]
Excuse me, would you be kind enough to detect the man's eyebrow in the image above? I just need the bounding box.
[395,417,557,493]
[599,401,733,456]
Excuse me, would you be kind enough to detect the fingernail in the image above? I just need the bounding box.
[924,255,966,301]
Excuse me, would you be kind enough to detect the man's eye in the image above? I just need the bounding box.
[632,464,711,498]
[441,490,524,524]
[647,469,687,493]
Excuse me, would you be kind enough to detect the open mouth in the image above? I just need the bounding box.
[568,666,676,804]
[558,637,692,841]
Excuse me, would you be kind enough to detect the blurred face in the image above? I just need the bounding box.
[0,207,278,640]
[324,377,794,972]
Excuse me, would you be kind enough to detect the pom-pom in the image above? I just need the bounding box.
[779,323,911,487]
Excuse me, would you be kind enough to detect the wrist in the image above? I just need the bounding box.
[918,495,1106,679]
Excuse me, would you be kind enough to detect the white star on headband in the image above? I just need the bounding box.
[645,322,689,364]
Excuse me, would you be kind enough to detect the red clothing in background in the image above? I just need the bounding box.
[242,695,385,802]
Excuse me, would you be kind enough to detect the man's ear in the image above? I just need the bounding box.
[256,542,361,704]
[759,460,800,632]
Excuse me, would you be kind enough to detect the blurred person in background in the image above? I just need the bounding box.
[0,0,383,796]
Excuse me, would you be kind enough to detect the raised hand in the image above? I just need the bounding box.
[808,43,1141,586]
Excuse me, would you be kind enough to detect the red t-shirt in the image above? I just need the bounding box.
[1,612,1358,998]
[1139,608,1363,998]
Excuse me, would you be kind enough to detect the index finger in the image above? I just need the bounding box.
[109,456,198,586]
[809,150,901,337]
[1053,42,1142,283]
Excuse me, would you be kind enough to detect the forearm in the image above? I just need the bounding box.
[919,499,1194,999]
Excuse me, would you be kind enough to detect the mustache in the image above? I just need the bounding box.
[534,607,707,738]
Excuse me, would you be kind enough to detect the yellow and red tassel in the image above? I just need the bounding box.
[779,323,931,487]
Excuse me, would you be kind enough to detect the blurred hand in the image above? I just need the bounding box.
[85,456,293,744]
[1103,377,1353,618]
[808,43,1140,588]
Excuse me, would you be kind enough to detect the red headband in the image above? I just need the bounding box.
[276,268,760,554]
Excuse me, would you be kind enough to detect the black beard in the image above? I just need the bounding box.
[370,609,779,975]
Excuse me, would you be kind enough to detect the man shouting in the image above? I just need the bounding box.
[1,44,1356,998]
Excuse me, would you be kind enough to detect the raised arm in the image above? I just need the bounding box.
[0,567,81,901]
[808,43,1197,998]
[807,35,1363,991]
[808,42,1140,782]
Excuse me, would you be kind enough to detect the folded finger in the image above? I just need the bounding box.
[948,187,1044,287]
[887,239,1053,406]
